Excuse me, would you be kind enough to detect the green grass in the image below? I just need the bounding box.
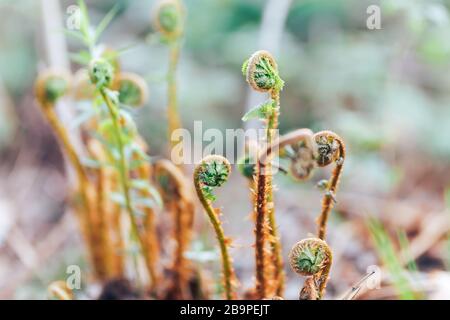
[367,217,420,300]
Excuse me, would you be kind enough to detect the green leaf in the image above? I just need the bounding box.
[202,185,216,201]
[94,4,120,43]
[242,99,275,122]
[78,0,90,35]
[397,230,418,273]
[274,74,285,92]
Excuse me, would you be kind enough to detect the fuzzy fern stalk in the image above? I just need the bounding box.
[194,155,237,300]
[47,281,74,300]
[256,129,316,298]
[313,131,346,240]
[155,159,195,299]
[289,238,333,300]
[153,0,185,151]
[87,138,125,279]
[86,139,117,279]
[242,50,285,296]
[133,138,161,292]
[35,70,107,279]
[89,58,149,284]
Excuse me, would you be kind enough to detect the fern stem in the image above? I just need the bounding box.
[100,89,148,283]
[194,165,236,300]
[167,41,182,150]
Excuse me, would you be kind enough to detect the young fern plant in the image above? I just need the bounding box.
[256,129,317,299]
[313,131,346,240]
[242,50,285,297]
[289,238,332,300]
[35,70,108,279]
[88,58,152,286]
[278,129,345,300]
[68,0,164,285]
[194,155,237,300]
[152,0,185,151]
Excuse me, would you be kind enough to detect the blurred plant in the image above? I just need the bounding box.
[152,0,185,151]
[194,155,237,300]
[88,58,151,284]
[242,50,285,297]
[154,159,196,299]
[62,0,162,290]
[367,217,421,300]
[34,70,107,279]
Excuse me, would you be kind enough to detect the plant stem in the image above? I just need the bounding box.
[257,129,315,298]
[136,159,160,290]
[100,89,148,283]
[316,134,345,241]
[254,162,268,299]
[194,172,236,300]
[155,160,193,298]
[254,89,284,299]
[167,41,182,151]
[266,90,285,296]
[41,103,105,278]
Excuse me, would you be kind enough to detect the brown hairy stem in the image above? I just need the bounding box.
[256,128,316,299]
[107,170,125,278]
[136,159,161,291]
[314,131,346,241]
[254,162,268,299]
[266,90,284,296]
[87,134,124,279]
[87,139,114,280]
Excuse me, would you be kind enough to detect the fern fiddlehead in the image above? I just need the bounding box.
[313,131,346,240]
[153,0,185,151]
[89,58,150,284]
[35,70,108,279]
[289,238,332,300]
[194,155,237,300]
